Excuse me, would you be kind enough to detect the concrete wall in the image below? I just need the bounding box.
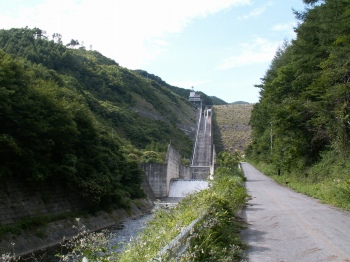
[0,175,157,226]
[141,174,156,200]
[141,163,168,198]
[142,144,192,198]
[191,167,211,179]
[165,144,181,194]
[180,165,192,179]
[0,180,83,226]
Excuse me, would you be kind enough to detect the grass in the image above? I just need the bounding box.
[180,175,247,261]
[117,197,201,261]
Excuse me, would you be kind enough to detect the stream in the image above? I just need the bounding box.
[20,180,208,261]
[108,197,181,253]
[19,198,181,261]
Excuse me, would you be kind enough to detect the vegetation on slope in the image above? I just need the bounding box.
[213,104,252,154]
[247,0,350,210]
[0,50,141,208]
[0,27,197,209]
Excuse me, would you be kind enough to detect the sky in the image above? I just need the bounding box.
[1,0,307,103]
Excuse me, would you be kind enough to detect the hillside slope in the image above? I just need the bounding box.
[212,104,252,154]
[0,27,198,210]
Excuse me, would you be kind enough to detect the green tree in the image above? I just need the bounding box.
[248,0,350,171]
[66,39,80,48]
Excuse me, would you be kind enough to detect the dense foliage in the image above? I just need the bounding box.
[248,0,350,171]
[247,0,350,209]
[0,49,142,207]
[0,27,197,208]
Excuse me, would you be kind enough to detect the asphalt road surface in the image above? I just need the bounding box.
[240,162,350,262]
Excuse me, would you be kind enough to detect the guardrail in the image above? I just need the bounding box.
[149,213,206,261]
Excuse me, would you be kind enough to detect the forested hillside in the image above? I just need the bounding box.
[247,0,350,210]
[0,27,206,208]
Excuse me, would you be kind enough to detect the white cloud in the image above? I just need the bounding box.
[1,0,252,69]
[237,0,273,20]
[216,37,280,70]
[272,22,297,38]
[238,6,265,19]
[272,23,292,31]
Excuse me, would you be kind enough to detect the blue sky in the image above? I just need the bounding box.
[1,0,307,103]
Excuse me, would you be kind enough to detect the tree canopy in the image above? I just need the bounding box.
[247,0,350,171]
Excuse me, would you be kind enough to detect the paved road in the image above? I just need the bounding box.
[240,162,350,262]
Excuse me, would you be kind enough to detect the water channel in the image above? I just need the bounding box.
[20,180,208,261]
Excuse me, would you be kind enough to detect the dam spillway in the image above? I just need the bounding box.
[168,179,209,198]
[191,108,213,167]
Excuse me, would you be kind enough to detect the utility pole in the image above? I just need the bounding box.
[270,122,273,153]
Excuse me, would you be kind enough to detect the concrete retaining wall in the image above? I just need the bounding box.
[166,145,181,194]
[190,167,211,179]
[0,178,154,255]
[0,199,153,256]
[0,180,83,226]
[180,166,192,179]
[142,145,194,198]
[141,163,168,198]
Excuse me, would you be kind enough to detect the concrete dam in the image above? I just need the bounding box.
[143,103,215,198]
